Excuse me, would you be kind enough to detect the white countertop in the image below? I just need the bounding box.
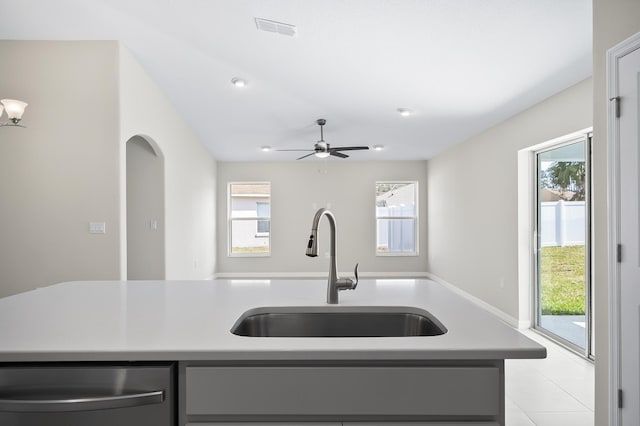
[0,278,546,362]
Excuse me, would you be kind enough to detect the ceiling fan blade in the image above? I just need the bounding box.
[296,152,316,160]
[285,119,365,160]
[330,151,349,158]
[329,146,370,151]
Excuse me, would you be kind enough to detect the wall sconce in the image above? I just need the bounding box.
[0,99,28,127]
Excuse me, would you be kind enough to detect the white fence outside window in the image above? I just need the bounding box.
[376,205,416,253]
[375,181,418,255]
[540,200,585,247]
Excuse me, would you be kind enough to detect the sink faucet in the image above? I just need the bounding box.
[306,208,358,304]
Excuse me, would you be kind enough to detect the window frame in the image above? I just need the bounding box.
[532,133,593,359]
[228,181,271,257]
[375,181,419,257]
[255,202,270,236]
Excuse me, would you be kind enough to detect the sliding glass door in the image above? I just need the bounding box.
[535,135,592,357]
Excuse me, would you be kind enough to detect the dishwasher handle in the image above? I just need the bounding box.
[0,390,165,412]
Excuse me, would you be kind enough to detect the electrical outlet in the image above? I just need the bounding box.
[89,222,106,234]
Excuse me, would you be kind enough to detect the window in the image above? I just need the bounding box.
[256,202,270,234]
[228,182,271,256]
[376,181,418,255]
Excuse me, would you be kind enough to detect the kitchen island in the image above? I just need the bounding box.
[0,278,546,425]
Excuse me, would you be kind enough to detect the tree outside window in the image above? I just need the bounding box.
[540,161,585,201]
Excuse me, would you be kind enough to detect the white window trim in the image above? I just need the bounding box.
[375,181,419,257]
[256,202,270,235]
[228,182,271,257]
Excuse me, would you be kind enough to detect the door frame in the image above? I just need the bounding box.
[125,134,166,280]
[533,136,592,357]
[607,30,640,426]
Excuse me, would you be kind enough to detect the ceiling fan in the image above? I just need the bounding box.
[278,119,369,160]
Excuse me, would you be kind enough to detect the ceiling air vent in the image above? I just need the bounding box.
[255,18,297,37]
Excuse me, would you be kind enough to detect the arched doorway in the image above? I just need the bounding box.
[126,135,165,279]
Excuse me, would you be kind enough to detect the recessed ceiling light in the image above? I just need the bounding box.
[231,78,247,87]
[397,108,412,117]
[373,145,384,151]
[261,145,271,152]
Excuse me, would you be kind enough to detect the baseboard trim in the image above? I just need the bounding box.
[425,272,529,329]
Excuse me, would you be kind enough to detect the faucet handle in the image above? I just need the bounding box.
[353,263,359,288]
[335,263,359,291]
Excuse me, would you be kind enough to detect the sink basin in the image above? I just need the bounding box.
[230,306,447,337]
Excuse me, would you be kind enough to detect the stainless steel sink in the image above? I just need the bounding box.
[230,306,447,337]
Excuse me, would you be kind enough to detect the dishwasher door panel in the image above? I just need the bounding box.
[0,363,175,426]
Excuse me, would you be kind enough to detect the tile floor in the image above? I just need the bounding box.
[505,329,594,426]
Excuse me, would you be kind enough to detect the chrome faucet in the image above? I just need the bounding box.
[306,208,358,304]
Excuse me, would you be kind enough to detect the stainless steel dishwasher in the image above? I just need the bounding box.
[0,363,175,426]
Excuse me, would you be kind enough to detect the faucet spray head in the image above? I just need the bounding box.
[306,230,318,257]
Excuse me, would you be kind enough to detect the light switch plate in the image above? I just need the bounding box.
[89,222,106,234]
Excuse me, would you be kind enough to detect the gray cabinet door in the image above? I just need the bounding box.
[185,366,500,417]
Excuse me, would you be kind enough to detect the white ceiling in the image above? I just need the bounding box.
[0,0,592,161]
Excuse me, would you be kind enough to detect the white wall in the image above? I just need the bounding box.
[216,161,428,277]
[0,41,218,298]
[593,1,640,424]
[0,41,121,298]
[426,78,592,323]
[119,46,217,280]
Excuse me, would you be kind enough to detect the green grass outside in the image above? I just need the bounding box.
[540,245,586,315]
[232,246,270,254]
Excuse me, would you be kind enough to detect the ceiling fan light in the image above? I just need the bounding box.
[373,145,384,151]
[231,78,247,87]
[397,108,412,117]
[315,151,330,158]
[261,145,271,152]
